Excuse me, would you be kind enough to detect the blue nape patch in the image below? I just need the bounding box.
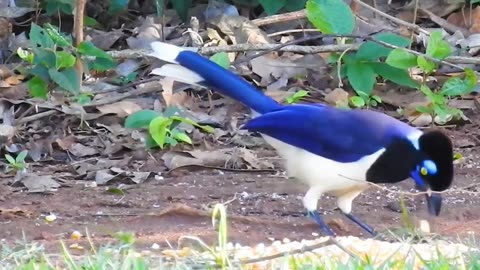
[423,160,437,175]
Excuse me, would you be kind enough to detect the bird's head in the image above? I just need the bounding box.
[409,130,454,216]
[366,130,453,216]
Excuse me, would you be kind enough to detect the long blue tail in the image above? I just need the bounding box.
[149,42,282,114]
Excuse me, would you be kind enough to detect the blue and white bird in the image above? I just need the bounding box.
[148,42,454,236]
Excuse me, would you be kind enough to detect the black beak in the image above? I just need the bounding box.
[426,192,442,216]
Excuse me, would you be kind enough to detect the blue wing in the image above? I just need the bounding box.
[242,104,401,162]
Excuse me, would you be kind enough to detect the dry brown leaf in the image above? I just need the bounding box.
[56,135,76,151]
[69,143,98,157]
[160,77,174,106]
[4,74,23,85]
[18,173,61,193]
[162,148,273,171]
[447,6,480,33]
[96,101,142,118]
[325,88,349,107]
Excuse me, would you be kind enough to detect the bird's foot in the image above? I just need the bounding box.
[308,211,336,236]
[343,213,377,236]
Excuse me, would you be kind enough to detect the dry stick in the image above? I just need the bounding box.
[106,42,480,66]
[339,174,480,197]
[420,8,470,36]
[17,110,57,124]
[240,237,359,265]
[73,0,87,88]
[351,0,430,35]
[252,9,307,26]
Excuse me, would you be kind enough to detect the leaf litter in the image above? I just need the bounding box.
[0,0,479,266]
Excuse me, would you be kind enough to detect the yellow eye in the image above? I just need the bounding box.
[420,167,428,176]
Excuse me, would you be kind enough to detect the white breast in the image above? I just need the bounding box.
[262,135,385,213]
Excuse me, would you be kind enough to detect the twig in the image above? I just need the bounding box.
[420,8,470,36]
[94,77,161,94]
[240,236,359,265]
[351,0,430,35]
[339,174,480,196]
[107,42,480,67]
[84,85,160,107]
[267,28,320,37]
[16,110,57,125]
[197,43,355,54]
[252,10,307,26]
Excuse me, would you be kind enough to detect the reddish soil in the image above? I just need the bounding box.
[0,125,479,252]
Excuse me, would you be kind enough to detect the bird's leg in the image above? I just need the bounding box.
[303,187,336,236]
[343,213,377,236]
[308,210,336,236]
[337,189,377,236]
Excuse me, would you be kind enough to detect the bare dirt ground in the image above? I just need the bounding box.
[0,123,479,253]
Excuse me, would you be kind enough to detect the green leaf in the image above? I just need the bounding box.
[441,68,477,96]
[28,76,49,99]
[55,51,76,69]
[48,68,79,94]
[75,94,92,105]
[89,57,117,71]
[17,48,34,63]
[145,135,158,149]
[125,110,161,129]
[259,0,287,15]
[149,116,173,149]
[44,0,74,15]
[371,95,382,103]
[107,187,125,196]
[29,23,54,48]
[84,16,99,27]
[426,31,452,60]
[306,0,355,35]
[77,41,112,59]
[165,135,178,146]
[33,47,56,68]
[44,23,71,47]
[420,85,434,98]
[16,150,28,163]
[346,61,376,94]
[356,33,411,60]
[108,0,129,14]
[170,116,214,133]
[369,62,419,89]
[30,65,50,82]
[284,0,307,11]
[209,52,230,69]
[350,96,365,107]
[172,0,193,21]
[417,56,436,74]
[5,154,15,165]
[172,131,192,144]
[385,49,417,69]
[416,105,433,114]
[286,90,309,104]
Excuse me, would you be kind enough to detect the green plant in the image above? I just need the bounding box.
[211,203,230,269]
[350,90,382,108]
[306,0,418,108]
[41,0,128,16]
[5,150,28,172]
[17,23,116,100]
[125,107,214,149]
[285,90,309,104]
[386,31,477,123]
